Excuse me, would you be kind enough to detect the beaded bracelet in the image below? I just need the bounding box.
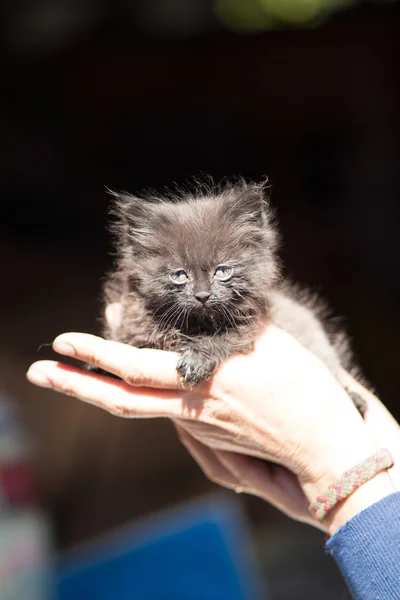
[308,448,394,522]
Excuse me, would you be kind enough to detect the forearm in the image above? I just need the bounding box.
[301,420,399,599]
[326,492,400,599]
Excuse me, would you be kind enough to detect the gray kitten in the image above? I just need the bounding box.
[101,180,366,414]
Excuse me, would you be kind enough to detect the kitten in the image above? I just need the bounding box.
[101,180,366,413]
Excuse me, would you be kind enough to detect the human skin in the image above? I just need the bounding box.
[27,317,400,535]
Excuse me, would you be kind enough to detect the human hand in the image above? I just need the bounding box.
[174,371,400,532]
[27,318,399,534]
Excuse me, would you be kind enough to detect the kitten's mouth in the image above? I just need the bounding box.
[194,304,208,313]
[189,304,214,320]
[192,304,215,319]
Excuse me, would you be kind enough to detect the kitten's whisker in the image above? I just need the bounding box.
[218,303,238,332]
[171,306,186,330]
[233,305,255,324]
[217,304,231,327]
[153,306,180,335]
[157,302,180,321]
[160,306,182,331]
[232,288,246,301]
[184,307,190,332]
[170,305,188,330]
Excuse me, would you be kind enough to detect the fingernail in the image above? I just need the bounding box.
[26,368,51,388]
[53,338,75,357]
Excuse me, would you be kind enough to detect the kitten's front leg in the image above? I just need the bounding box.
[176,335,253,387]
[176,349,217,387]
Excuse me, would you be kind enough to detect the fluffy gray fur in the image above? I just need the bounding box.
[101,180,365,412]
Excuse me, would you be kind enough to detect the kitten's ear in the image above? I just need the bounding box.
[108,190,153,243]
[225,181,272,226]
[109,190,148,226]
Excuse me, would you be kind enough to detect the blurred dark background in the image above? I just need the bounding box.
[1,1,399,597]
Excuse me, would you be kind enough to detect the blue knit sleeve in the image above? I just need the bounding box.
[326,492,400,599]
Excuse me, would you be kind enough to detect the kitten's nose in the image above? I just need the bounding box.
[195,291,211,304]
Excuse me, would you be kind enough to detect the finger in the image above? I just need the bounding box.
[176,424,322,528]
[27,360,186,418]
[175,425,240,491]
[214,451,322,528]
[178,427,323,529]
[51,333,183,390]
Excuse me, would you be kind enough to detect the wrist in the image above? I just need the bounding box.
[303,448,397,535]
[325,470,396,535]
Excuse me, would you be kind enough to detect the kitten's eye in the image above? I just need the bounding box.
[169,269,189,285]
[214,265,233,281]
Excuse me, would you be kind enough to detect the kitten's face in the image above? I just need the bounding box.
[116,183,279,332]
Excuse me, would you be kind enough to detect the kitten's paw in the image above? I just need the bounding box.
[176,350,217,387]
[347,389,368,418]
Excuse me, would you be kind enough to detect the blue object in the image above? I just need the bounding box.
[57,494,266,600]
[327,491,400,599]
